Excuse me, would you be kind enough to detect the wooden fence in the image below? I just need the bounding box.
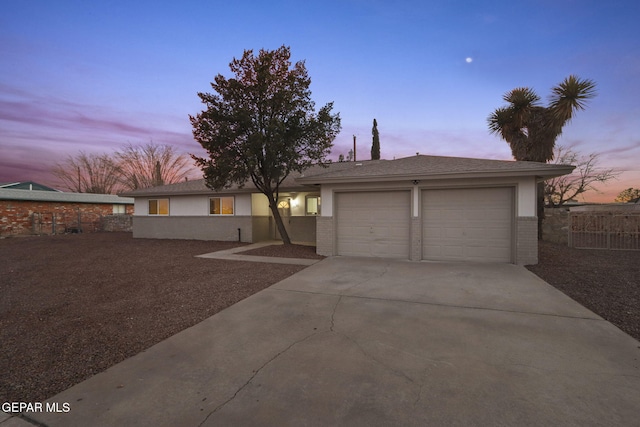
[569,205,640,250]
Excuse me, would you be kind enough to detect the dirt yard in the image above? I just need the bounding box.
[527,240,639,341]
[1,234,637,404]
[0,233,312,403]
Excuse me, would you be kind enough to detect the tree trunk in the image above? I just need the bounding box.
[268,196,292,245]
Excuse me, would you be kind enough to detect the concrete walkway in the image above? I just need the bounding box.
[5,257,640,426]
[196,241,321,266]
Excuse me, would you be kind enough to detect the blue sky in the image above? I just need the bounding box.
[1,0,639,201]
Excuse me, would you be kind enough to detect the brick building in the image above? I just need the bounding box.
[0,183,134,236]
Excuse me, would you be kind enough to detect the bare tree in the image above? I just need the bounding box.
[53,152,121,194]
[115,142,195,191]
[544,145,620,206]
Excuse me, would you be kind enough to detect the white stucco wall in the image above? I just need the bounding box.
[284,192,320,216]
[134,198,149,215]
[132,176,537,219]
[166,195,207,216]
[251,193,270,215]
[289,194,305,216]
[320,176,538,218]
[235,194,252,216]
[254,191,321,217]
[134,193,252,216]
[515,177,537,216]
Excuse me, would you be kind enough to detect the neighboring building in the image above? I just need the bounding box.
[0,184,134,235]
[0,181,61,191]
[121,155,574,265]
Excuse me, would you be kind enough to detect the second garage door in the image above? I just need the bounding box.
[422,187,513,262]
[336,191,410,258]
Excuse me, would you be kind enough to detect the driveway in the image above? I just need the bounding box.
[10,257,640,426]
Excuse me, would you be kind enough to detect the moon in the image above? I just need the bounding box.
[465,57,473,63]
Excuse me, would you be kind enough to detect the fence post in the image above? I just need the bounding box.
[606,213,610,250]
[568,212,573,248]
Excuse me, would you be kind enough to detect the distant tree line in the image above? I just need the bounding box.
[52,142,196,194]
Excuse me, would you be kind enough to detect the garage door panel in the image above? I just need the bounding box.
[336,191,410,258]
[422,188,513,263]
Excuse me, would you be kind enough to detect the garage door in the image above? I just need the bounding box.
[336,191,410,258]
[422,188,513,262]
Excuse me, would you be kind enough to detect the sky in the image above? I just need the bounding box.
[1,0,639,202]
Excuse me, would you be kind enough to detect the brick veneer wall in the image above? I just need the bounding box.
[410,217,421,261]
[0,200,133,236]
[132,216,253,242]
[316,216,334,256]
[516,216,538,265]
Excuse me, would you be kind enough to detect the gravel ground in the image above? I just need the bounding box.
[0,233,308,403]
[527,240,640,341]
[1,234,637,404]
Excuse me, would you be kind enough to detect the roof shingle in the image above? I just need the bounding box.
[119,154,574,196]
[297,155,574,183]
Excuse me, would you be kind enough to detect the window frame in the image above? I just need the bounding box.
[209,196,235,216]
[148,199,169,216]
[305,195,321,216]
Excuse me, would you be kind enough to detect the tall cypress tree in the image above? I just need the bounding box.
[371,118,380,160]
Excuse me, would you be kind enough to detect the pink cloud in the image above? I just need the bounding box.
[0,85,202,186]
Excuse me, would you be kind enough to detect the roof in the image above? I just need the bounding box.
[0,188,134,204]
[296,155,574,184]
[120,154,575,197]
[119,170,322,197]
[0,181,61,192]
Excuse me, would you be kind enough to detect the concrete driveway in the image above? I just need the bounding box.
[10,257,640,426]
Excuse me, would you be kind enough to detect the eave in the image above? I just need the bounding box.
[295,166,576,185]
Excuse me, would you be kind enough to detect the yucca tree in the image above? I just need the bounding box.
[488,75,596,162]
[487,75,596,237]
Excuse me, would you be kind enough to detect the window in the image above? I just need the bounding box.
[306,196,321,215]
[113,204,126,214]
[149,199,169,215]
[210,197,234,215]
